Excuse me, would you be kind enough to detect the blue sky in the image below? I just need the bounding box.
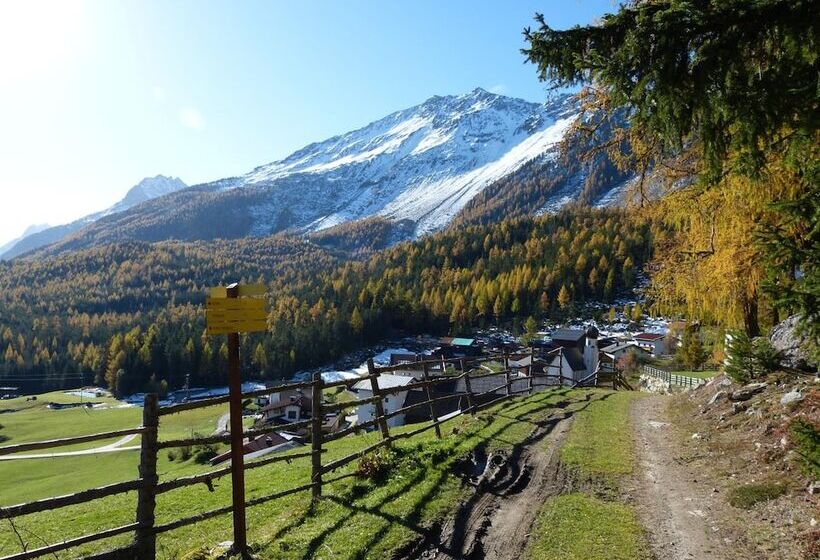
[0,0,617,245]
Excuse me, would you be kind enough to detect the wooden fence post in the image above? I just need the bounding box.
[422,362,441,438]
[135,393,159,559]
[463,371,476,414]
[311,371,323,500]
[366,359,391,441]
[527,365,533,394]
[503,353,511,396]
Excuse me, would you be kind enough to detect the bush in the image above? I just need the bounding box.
[790,418,820,478]
[192,441,219,464]
[167,450,178,462]
[356,448,397,482]
[178,445,193,461]
[728,482,788,509]
[725,331,780,382]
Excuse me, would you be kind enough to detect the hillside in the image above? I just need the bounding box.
[0,209,655,394]
[21,89,633,258]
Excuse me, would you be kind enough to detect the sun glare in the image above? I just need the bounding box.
[0,0,88,84]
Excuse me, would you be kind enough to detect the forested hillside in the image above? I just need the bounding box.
[0,209,655,395]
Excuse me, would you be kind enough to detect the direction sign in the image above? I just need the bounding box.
[205,286,268,335]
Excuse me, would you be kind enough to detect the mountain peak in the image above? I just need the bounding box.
[113,175,187,212]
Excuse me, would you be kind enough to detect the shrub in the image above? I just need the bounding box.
[178,445,193,461]
[167,450,179,462]
[192,441,219,464]
[790,417,820,478]
[725,331,780,382]
[356,448,397,482]
[728,482,788,509]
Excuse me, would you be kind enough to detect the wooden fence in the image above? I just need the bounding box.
[0,352,616,559]
[641,365,711,388]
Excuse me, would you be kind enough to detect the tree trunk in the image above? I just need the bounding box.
[744,293,761,337]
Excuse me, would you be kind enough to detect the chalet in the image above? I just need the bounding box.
[600,342,649,361]
[353,373,420,428]
[434,337,482,358]
[258,391,312,424]
[389,353,422,366]
[210,432,296,465]
[633,332,666,356]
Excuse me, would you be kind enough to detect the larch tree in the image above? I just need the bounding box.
[523,0,818,339]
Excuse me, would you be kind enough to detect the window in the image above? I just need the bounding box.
[287,410,297,420]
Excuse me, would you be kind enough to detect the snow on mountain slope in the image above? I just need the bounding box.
[105,175,187,215]
[237,88,579,237]
[25,89,627,257]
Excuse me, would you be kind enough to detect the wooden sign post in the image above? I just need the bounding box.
[206,282,267,556]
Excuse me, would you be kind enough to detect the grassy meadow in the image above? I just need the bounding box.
[1,387,593,559]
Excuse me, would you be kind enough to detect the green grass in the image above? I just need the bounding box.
[671,369,717,380]
[527,389,650,559]
[560,391,642,479]
[728,482,788,509]
[0,387,585,559]
[526,493,651,560]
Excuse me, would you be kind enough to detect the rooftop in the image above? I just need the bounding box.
[353,374,417,391]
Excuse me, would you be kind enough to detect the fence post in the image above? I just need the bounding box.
[422,362,441,439]
[527,365,533,394]
[311,371,323,499]
[463,371,476,414]
[135,393,159,559]
[503,353,511,396]
[366,359,391,441]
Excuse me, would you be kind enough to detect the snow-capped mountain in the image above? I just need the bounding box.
[1,175,186,259]
[17,89,629,258]
[238,88,578,236]
[105,175,187,216]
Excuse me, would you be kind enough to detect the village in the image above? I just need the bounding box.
[188,318,691,468]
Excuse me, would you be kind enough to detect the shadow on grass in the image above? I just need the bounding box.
[256,388,612,559]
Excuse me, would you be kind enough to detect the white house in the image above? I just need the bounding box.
[352,373,418,428]
[545,326,600,385]
[633,332,666,356]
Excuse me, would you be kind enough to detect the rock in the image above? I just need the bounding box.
[719,378,733,387]
[780,390,803,406]
[769,314,816,370]
[708,390,728,406]
[692,432,702,440]
[730,382,767,401]
[808,481,820,495]
[732,402,748,414]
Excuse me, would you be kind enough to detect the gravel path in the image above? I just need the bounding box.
[630,395,727,559]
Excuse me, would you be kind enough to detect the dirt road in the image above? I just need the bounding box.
[630,395,727,560]
[414,407,576,560]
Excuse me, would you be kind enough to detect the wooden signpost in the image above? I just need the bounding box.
[205,282,268,556]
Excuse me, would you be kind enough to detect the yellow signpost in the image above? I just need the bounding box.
[205,283,268,555]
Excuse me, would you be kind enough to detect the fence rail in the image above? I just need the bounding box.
[1,350,628,559]
[641,365,712,388]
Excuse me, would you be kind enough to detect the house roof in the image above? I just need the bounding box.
[260,394,310,414]
[353,374,416,391]
[451,337,476,346]
[601,342,646,353]
[550,329,586,343]
[635,332,665,341]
